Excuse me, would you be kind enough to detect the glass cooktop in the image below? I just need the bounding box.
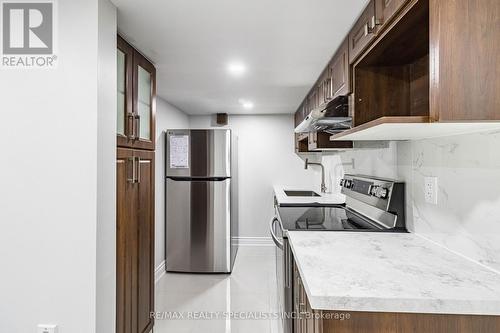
[277,206,383,232]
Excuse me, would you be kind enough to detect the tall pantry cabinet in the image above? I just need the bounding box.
[116,35,156,333]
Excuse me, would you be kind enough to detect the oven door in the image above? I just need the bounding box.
[270,216,293,333]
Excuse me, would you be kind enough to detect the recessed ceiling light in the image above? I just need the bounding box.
[227,61,246,77]
[239,99,254,110]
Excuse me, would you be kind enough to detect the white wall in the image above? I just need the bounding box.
[396,131,500,273]
[155,98,189,268]
[189,114,317,239]
[96,1,117,332]
[0,1,114,332]
[319,132,500,274]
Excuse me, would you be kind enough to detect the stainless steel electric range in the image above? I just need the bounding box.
[270,174,407,333]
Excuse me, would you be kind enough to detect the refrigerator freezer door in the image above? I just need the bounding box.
[166,178,231,272]
[166,129,231,178]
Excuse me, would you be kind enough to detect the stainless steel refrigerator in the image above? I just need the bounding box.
[165,129,238,273]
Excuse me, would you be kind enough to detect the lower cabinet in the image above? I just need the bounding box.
[117,148,155,333]
[294,265,321,333]
[293,259,500,333]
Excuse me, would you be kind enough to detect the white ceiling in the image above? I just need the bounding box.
[113,0,368,115]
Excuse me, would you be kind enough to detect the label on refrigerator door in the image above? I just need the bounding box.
[170,135,189,168]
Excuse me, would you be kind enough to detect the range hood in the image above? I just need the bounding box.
[295,95,352,134]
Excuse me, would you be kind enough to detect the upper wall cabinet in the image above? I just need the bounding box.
[429,0,500,122]
[330,38,350,98]
[117,35,156,151]
[348,0,376,63]
[375,0,410,29]
[349,0,410,64]
[293,37,353,153]
[330,0,500,141]
[295,0,500,145]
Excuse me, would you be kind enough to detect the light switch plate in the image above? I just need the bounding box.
[37,324,58,333]
[424,177,438,205]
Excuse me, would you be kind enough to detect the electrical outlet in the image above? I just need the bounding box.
[424,177,438,205]
[37,324,58,333]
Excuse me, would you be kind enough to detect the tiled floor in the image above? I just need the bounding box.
[154,246,281,333]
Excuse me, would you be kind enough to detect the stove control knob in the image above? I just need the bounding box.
[370,186,389,199]
[378,187,389,199]
[340,179,345,187]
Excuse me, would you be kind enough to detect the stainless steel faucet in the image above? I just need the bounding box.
[305,158,327,193]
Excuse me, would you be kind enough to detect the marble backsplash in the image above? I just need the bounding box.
[320,130,500,273]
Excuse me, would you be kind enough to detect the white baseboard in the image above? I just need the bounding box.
[154,260,166,284]
[235,236,274,247]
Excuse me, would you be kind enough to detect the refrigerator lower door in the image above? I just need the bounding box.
[166,177,231,273]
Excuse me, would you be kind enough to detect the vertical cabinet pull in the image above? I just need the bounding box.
[364,16,378,36]
[126,114,141,142]
[126,157,141,183]
[134,115,141,141]
[127,157,136,183]
[127,114,135,140]
[136,157,141,184]
[364,23,370,36]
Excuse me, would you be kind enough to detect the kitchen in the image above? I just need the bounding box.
[1,0,499,333]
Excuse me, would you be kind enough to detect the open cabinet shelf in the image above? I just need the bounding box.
[331,0,500,141]
[297,0,500,144]
[330,116,500,141]
[350,0,430,135]
[295,132,352,153]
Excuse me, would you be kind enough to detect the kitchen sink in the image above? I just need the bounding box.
[284,190,321,197]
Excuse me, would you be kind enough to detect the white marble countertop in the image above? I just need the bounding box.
[288,231,500,315]
[273,185,345,206]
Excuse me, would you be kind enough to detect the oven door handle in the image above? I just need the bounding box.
[269,217,283,250]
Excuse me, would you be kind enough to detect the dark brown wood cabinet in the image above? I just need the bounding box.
[293,38,353,153]
[308,132,353,151]
[429,0,500,122]
[117,36,134,149]
[330,37,350,99]
[117,35,156,333]
[297,0,500,145]
[295,133,310,154]
[329,0,500,141]
[349,0,377,64]
[376,0,410,28]
[117,148,155,333]
[117,36,156,151]
[294,264,320,333]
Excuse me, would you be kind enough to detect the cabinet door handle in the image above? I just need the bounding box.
[364,16,378,36]
[127,114,135,140]
[326,80,329,102]
[324,80,327,103]
[134,115,140,141]
[136,157,141,184]
[364,23,371,36]
[127,157,136,183]
[372,15,382,28]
